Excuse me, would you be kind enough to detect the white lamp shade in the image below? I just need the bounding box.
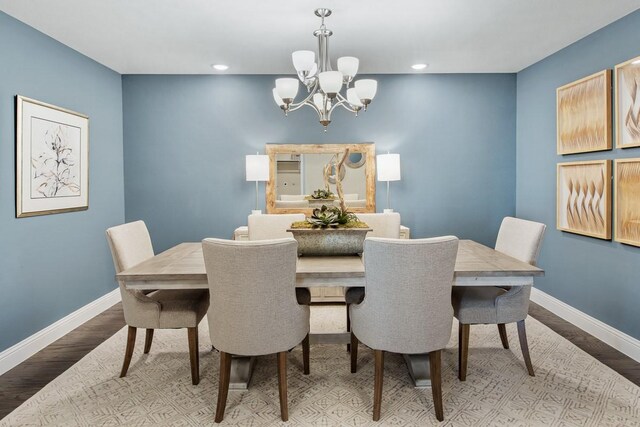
[376,153,401,182]
[245,155,270,182]
[313,93,326,111]
[272,88,284,106]
[292,50,316,72]
[355,79,378,101]
[337,56,359,78]
[346,88,363,107]
[275,78,299,100]
[318,71,343,94]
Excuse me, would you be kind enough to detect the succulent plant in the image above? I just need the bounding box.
[310,188,335,199]
[307,205,356,228]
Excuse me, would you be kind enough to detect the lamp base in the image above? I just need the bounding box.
[251,210,262,215]
[383,208,394,214]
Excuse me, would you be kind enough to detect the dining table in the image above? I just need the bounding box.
[117,239,544,389]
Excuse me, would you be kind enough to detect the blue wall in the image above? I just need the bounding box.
[0,12,124,351]
[516,10,640,339]
[123,74,516,251]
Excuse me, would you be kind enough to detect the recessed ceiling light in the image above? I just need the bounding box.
[411,63,428,70]
[632,59,640,65]
[212,64,229,71]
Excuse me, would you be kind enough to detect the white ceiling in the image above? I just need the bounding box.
[1,0,639,74]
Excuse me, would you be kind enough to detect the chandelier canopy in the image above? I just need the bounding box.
[272,8,378,131]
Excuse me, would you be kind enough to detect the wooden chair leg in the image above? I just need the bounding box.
[144,329,154,354]
[373,350,384,421]
[120,326,136,378]
[302,334,310,375]
[458,323,470,381]
[188,327,200,385]
[517,320,535,376]
[346,304,351,352]
[429,350,444,422]
[350,333,358,373]
[498,324,509,349]
[277,352,289,422]
[215,351,232,423]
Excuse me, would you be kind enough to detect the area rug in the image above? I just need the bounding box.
[2,306,639,426]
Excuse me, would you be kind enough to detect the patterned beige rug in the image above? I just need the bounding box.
[2,306,639,426]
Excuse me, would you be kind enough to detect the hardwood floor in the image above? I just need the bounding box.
[0,301,638,420]
[0,304,126,419]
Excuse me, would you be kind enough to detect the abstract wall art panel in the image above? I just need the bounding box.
[16,96,89,217]
[557,160,611,239]
[615,158,640,246]
[615,56,640,148]
[557,70,612,155]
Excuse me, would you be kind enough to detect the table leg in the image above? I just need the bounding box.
[403,354,432,388]
[229,356,256,390]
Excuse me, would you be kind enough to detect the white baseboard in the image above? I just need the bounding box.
[531,288,640,363]
[0,288,121,375]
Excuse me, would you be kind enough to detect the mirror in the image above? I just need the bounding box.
[266,143,376,214]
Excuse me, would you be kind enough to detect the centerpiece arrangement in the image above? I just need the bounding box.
[289,149,371,256]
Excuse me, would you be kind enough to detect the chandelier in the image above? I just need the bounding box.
[272,8,378,131]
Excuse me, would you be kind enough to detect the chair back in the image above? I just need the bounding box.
[105,221,159,327]
[495,217,546,266]
[350,236,459,354]
[355,213,401,238]
[248,213,305,240]
[202,238,309,356]
[105,220,154,273]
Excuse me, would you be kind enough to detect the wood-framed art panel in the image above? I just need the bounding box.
[614,158,640,246]
[557,70,612,155]
[615,55,640,148]
[265,143,376,215]
[16,95,89,218]
[557,160,611,240]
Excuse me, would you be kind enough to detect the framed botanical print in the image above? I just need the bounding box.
[614,158,640,246]
[557,70,612,155]
[557,160,611,240]
[615,56,640,148]
[16,96,89,218]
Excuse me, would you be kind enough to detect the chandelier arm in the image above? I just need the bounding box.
[329,98,357,115]
[288,81,319,111]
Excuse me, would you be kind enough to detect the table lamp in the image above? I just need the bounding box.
[376,152,401,213]
[246,153,270,214]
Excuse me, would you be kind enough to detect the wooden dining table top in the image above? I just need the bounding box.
[117,240,544,286]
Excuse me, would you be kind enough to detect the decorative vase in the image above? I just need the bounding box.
[287,228,372,256]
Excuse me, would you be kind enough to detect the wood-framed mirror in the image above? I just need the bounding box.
[266,143,376,214]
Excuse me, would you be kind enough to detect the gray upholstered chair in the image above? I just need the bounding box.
[350,236,459,422]
[452,216,546,380]
[247,213,305,240]
[202,238,310,423]
[106,221,209,384]
[345,212,401,349]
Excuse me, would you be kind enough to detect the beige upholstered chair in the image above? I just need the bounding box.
[356,212,401,238]
[106,221,209,384]
[247,213,305,240]
[349,237,459,422]
[452,217,546,380]
[202,238,310,423]
[345,212,401,349]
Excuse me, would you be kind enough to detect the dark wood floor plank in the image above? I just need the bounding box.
[0,303,126,419]
[0,301,638,421]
